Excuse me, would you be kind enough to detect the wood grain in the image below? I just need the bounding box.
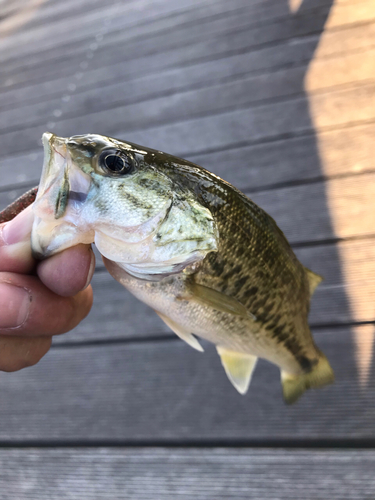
[0,0,374,480]
[0,448,374,499]
[1,121,374,191]
[0,326,372,441]
[1,20,373,113]
[0,3,375,499]
[0,79,373,159]
[0,0,272,71]
[3,45,375,137]
[1,0,361,92]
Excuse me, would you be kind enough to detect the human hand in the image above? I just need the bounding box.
[0,205,94,372]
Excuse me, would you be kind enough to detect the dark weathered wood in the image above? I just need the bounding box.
[3,45,375,137]
[1,0,337,67]
[1,121,374,192]
[2,0,364,93]
[5,0,371,86]
[1,0,214,62]
[121,84,375,158]
[249,172,375,242]
[0,326,373,441]
[4,0,127,33]
[0,78,373,158]
[0,448,374,499]
[0,0,374,472]
[0,0,268,71]
[0,66,307,133]
[190,122,375,189]
[2,20,373,112]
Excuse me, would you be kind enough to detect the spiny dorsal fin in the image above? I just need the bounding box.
[304,267,323,296]
[217,346,258,394]
[155,311,204,352]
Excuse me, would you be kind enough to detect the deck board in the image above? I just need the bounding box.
[0,0,374,495]
[0,328,373,441]
[1,121,374,191]
[2,49,375,135]
[0,448,374,499]
[2,20,374,112]
[2,2,369,91]
[0,82,373,158]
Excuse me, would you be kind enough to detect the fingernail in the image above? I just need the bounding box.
[83,248,96,290]
[1,206,34,246]
[0,283,31,328]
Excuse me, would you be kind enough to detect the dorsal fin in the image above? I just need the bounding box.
[217,346,258,394]
[304,267,323,296]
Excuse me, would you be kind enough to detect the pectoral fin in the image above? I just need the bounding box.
[217,346,258,394]
[181,282,256,320]
[155,311,204,352]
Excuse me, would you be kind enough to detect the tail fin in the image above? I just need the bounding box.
[281,353,334,404]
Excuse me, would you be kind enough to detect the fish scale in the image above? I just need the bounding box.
[1,132,334,404]
[181,175,313,364]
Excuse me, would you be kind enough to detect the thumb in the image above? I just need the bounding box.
[0,205,35,274]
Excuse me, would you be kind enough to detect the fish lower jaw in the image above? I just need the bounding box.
[31,217,95,258]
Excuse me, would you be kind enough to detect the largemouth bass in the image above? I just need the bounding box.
[21,132,333,403]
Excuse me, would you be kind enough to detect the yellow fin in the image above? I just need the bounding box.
[304,267,323,296]
[281,352,334,404]
[182,282,256,320]
[155,311,204,352]
[217,346,258,394]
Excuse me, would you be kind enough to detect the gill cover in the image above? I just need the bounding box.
[31,133,218,277]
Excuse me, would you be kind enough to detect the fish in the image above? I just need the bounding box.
[23,132,334,404]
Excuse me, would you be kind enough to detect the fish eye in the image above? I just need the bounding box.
[99,149,133,175]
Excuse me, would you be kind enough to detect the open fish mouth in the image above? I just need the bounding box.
[30,132,217,279]
[31,133,93,258]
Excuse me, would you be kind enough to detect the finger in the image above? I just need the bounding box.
[0,335,52,372]
[37,244,95,297]
[0,273,93,336]
[0,205,35,274]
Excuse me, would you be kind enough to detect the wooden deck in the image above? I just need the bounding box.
[0,0,374,497]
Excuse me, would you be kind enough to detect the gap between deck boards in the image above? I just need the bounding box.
[0,438,375,449]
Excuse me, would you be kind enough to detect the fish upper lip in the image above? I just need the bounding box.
[35,133,91,221]
[53,145,66,160]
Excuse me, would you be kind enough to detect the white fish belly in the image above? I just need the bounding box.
[109,263,302,373]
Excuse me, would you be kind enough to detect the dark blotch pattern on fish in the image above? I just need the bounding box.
[156,157,315,371]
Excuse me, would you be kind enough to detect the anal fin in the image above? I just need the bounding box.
[217,346,258,395]
[155,311,204,352]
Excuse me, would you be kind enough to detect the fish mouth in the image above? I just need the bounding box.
[39,132,90,213]
[31,133,93,259]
